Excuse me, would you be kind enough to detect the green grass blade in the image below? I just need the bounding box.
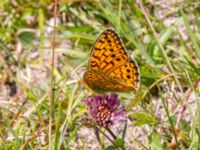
[181,11,200,59]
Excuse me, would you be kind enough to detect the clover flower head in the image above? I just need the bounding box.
[84,93,126,127]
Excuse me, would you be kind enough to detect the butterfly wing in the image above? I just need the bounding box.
[109,59,140,90]
[84,70,136,92]
[88,28,128,71]
[84,28,140,92]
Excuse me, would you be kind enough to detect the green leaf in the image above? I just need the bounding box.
[167,115,176,126]
[196,19,200,30]
[113,138,125,149]
[105,145,117,150]
[18,31,35,46]
[150,132,164,150]
[131,112,157,126]
[105,138,125,150]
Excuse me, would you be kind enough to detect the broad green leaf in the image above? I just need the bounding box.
[131,112,157,126]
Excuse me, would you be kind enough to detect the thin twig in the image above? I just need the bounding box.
[20,122,55,150]
[159,87,180,150]
[49,1,58,150]
[142,73,182,99]
[169,78,200,149]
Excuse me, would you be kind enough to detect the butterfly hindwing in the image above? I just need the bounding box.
[84,70,135,92]
[109,59,140,89]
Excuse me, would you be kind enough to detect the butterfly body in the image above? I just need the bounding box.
[83,28,140,92]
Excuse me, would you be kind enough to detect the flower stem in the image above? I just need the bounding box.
[105,127,117,140]
[95,127,115,146]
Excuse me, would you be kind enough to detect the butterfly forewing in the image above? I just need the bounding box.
[88,29,127,71]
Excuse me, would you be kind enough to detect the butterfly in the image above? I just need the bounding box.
[83,28,140,92]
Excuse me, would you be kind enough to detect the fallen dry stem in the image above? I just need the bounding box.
[169,78,200,148]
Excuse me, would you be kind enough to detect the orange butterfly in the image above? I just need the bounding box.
[83,28,140,92]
